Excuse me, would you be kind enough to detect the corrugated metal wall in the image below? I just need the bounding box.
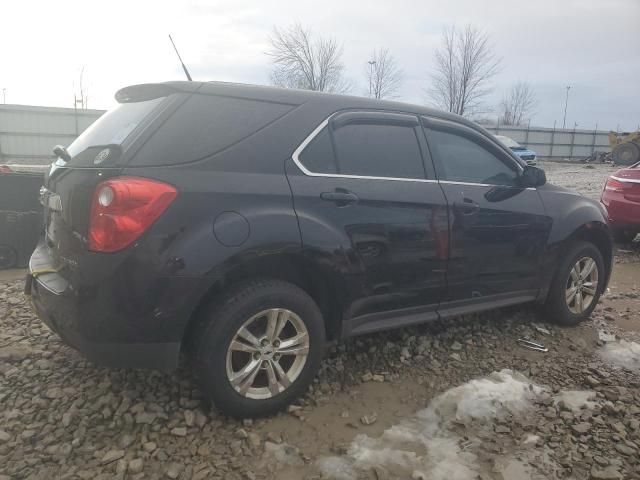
[0,104,105,165]
[482,125,612,160]
[0,103,614,164]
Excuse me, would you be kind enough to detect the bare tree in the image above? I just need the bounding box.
[428,25,501,116]
[500,82,536,126]
[267,24,350,94]
[365,48,403,99]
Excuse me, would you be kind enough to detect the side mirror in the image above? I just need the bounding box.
[520,166,546,188]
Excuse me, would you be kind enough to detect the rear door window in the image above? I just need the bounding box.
[332,123,425,179]
[130,94,294,166]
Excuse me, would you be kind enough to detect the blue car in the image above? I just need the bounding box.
[495,135,537,165]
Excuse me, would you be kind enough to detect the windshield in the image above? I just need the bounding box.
[66,97,165,159]
[494,135,521,149]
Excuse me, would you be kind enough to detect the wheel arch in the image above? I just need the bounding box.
[539,220,613,303]
[182,251,348,350]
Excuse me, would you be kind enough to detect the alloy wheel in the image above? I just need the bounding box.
[225,308,310,400]
[565,256,599,314]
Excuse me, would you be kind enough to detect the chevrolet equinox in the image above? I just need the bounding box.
[27,81,613,417]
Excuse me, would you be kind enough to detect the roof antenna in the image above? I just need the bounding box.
[168,34,193,81]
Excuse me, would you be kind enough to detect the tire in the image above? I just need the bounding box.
[612,142,640,166]
[544,241,605,326]
[193,279,325,418]
[612,228,637,244]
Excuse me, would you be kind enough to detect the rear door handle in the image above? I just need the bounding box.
[453,197,479,215]
[320,190,359,205]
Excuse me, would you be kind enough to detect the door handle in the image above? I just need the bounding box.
[320,190,359,205]
[453,197,479,215]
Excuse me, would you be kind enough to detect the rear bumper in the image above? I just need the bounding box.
[601,195,640,227]
[27,241,202,369]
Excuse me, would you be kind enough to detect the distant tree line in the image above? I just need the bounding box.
[266,23,536,124]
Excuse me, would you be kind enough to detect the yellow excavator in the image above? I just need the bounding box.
[609,130,640,165]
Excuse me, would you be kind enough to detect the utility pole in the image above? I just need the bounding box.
[368,60,376,98]
[2,88,5,104]
[562,85,570,129]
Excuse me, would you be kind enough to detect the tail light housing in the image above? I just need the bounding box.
[88,176,177,252]
[603,177,628,193]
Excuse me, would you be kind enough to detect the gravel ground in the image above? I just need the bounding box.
[1,162,639,480]
[540,160,618,202]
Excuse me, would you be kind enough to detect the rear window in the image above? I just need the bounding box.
[129,94,294,166]
[67,97,165,161]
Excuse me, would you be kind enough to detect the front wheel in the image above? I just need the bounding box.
[193,279,325,418]
[544,241,605,326]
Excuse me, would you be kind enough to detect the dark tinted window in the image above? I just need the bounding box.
[298,127,337,174]
[332,124,425,178]
[67,97,165,161]
[131,94,293,166]
[429,129,518,186]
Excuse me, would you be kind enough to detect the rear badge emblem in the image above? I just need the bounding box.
[94,148,111,165]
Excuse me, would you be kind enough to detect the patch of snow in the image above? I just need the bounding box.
[600,340,640,371]
[553,390,597,412]
[264,441,304,466]
[317,370,544,480]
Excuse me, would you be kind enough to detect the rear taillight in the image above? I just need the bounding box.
[604,177,628,193]
[88,176,177,253]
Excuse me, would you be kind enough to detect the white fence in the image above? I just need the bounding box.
[482,124,611,160]
[0,104,105,165]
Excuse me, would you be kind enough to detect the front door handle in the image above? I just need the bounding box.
[453,197,480,215]
[321,190,359,206]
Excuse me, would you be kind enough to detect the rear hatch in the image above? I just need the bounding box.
[40,84,190,270]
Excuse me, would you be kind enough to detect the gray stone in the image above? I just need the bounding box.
[142,442,157,453]
[128,458,144,474]
[119,433,135,449]
[0,431,10,443]
[590,467,622,480]
[166,464,182,479]
[184,410,195,427]
[0,346,32,362]
[135,412,156,425]
[170,427,187,437]
[101,449,125,464]
[572,422,591,434]
[614,443,636,456]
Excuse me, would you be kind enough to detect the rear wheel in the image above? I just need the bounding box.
[193,279,325,418]
[612,142,640,166]
[544,241,604,326]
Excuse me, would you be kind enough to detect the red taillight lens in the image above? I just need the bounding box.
[604,177,628,193]
[88,176,177,253]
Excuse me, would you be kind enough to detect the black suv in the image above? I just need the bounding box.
[28,81,612,417]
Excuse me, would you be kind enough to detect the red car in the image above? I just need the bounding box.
[601,162,640,243]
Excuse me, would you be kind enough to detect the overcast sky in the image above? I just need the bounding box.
[2,0,639,130]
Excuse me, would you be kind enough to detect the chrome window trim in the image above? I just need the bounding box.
[611,175,640,185]
[291,115,439,184]
[291,113,535,189]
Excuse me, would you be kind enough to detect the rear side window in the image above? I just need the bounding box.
[131,94,293,166]
[66,97,165,162]
[298,127,338,174]
[332,123,425,179]
[428,129,519,186]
